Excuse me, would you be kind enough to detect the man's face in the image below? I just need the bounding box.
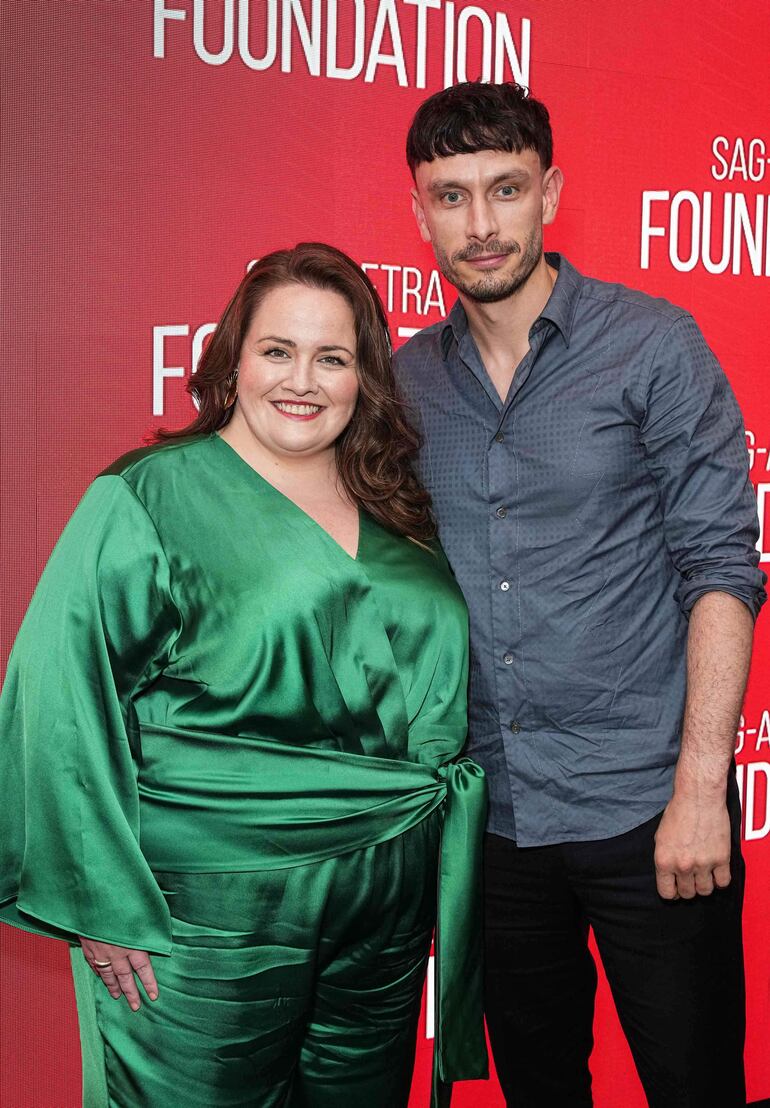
[411,148,562,303]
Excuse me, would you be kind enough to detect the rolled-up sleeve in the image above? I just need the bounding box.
[639,313,767,620]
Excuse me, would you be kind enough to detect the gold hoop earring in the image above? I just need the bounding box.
[223,370,238,410]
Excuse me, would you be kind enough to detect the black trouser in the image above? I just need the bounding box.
[484,782,745,1108]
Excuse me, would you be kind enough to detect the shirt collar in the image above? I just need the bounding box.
[440,252,582,359]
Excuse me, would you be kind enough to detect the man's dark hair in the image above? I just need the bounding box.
[406,82,553,177]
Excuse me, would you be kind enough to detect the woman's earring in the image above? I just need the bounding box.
[223,370,238,409]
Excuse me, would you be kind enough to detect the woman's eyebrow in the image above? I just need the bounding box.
[318,345,355,356]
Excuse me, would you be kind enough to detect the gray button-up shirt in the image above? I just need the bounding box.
[394,253,766,846]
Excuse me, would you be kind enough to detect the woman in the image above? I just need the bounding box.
[0,243,487,1107]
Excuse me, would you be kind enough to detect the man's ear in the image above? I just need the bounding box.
[542,166,564,227]
[411,189,432,244]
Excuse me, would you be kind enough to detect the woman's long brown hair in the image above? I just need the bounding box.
[156,243,436,543]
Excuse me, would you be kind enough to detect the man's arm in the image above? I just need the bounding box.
[654,591,753,899]
[637,312,766,898]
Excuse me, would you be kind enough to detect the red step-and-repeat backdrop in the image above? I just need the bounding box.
[2,3,769,1105]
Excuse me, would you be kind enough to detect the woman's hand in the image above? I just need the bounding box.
[79,938,159,1011]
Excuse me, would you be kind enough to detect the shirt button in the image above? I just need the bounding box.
[500,580,510,591]
[495,506,507,519]
[509,720,521,734]
[503,653,514,665]
[494,432,505,443]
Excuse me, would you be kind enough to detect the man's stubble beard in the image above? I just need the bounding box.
[434,225,543,304]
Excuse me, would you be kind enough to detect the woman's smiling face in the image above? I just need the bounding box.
[230,282,359,463]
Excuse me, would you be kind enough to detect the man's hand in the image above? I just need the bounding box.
[654,593,752,901]
[654,791,732,900]
[79,938,159,1011]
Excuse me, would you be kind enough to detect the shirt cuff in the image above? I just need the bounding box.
[676,572,768,621]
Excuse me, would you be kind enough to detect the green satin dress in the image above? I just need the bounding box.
[0,433,487,1107]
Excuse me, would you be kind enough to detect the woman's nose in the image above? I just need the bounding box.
[285,357,320,394]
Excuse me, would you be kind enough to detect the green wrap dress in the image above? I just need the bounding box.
[0,433,487,1107]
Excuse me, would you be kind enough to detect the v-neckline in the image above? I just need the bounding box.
[211,432,363,563]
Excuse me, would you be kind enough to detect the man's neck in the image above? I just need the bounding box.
[459,254,558,398]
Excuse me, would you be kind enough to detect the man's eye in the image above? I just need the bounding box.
[444,191,461,204]
[499,185,517,197]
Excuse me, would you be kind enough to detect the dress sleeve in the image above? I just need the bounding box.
[406,546,471,767]
[0,475,179,952]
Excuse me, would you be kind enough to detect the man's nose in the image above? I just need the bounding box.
[466,197,499,244]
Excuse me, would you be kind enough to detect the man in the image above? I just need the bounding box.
[394,82,766,1107]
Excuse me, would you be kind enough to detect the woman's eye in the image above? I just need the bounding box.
[320,355,345,366]
[264,348,289,358]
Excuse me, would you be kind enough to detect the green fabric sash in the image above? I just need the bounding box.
[136,725,488,1100]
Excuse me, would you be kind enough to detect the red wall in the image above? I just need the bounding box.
[2,3,769,1104]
